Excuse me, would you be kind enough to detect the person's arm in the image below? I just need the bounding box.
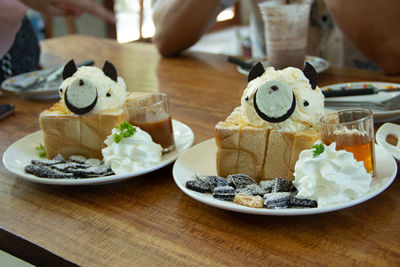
[18,0,115,24]
[152,0,225,57]
[324,0,400,75]
[0,0,27,58]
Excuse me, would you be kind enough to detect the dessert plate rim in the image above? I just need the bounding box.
[172,138,397,216]
[1,68,61,100]
[322,81,400,122]
[376,123,400,161]
[3,120,194,186]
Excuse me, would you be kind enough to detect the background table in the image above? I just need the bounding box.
[1,35,399,266]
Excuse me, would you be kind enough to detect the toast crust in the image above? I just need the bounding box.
[40,92,150,159]
[215,107,321,182]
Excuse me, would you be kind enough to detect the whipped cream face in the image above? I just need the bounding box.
[60,66,126,114]
[293,142,372,207]
[102,127,162,175]
[241,67,325,131]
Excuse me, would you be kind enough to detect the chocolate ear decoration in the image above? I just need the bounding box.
[102,61,117,82]
[62,59,77,80]
[248,62,265,83]
[303,62,318,89]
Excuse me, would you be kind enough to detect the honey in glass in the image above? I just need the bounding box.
[325,131,375,174]
[322,108,376,176]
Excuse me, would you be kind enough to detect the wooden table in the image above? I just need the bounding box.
[1,34,400,266]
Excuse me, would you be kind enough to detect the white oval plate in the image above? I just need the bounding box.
[322,82,400,122]
[173,139,397,216]
[376,123,400,161]
[237,55,330,75]
[3,120,194,185]
[1,69,61,100]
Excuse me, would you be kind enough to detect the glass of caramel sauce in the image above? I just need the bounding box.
[128,93,175,153]
[321,108,376,176]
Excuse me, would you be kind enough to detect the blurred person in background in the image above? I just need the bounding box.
[153,0,400,75]
[0,0,115,83]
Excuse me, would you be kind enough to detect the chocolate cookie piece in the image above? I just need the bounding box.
[201,175,228,191]
[51,162,88,172]
[227,174,257,189]
[273,178,293,193]
[69,155,86,164]
[62,59,78,80]
[86,158,102,166]
[303,62,318,89]
[54,154,65,162]
[102,61,118,82]
[31,158,64,166]
[248,62,265,82]
[259,180,275,193]
[25,154,113,179]
[213,186,236,201]
[83,171,114,178]
[236,184,267,196]
[290,196,317,208]
[253,80,296,123]
[186,180,211,193]
[69,165,112,178]
[25,164,74,179]
[264,192,291,209]
[64,78,98,115]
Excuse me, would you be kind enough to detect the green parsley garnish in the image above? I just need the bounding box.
[113,121,136,143]
[312,143,325,157]
[35,143,46,158]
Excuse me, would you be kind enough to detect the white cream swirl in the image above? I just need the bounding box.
[293,142,372,207]
[241,67,325,131]
[102,127,162,175]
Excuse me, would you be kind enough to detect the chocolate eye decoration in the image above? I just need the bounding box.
[59,88,63,93]
[245,96,249,101]
[106,92,111,97]
[303,100,309,107]
[253,80,296,123]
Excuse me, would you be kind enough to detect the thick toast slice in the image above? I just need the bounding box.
[215,107,320,182]
[40,102,127,159]
[40,92,150,159]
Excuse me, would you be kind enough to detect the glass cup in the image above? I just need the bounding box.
[258,0,312,69]
[249,0,267,58]
[321,108,376,176]
[128,93,175,153]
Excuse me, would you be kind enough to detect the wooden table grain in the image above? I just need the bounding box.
[1,34,400,266]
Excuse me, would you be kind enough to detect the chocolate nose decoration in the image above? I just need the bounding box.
[65,78,98,115]
[253,80,296,123]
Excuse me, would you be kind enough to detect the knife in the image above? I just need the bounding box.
[18,60,94,93]
[322,88,400,97]
[325,94,400,111]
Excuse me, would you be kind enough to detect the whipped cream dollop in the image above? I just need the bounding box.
[293,142,372,207]
[102,127,162,175]
[241,67,325,131]
[60,66,126,114]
